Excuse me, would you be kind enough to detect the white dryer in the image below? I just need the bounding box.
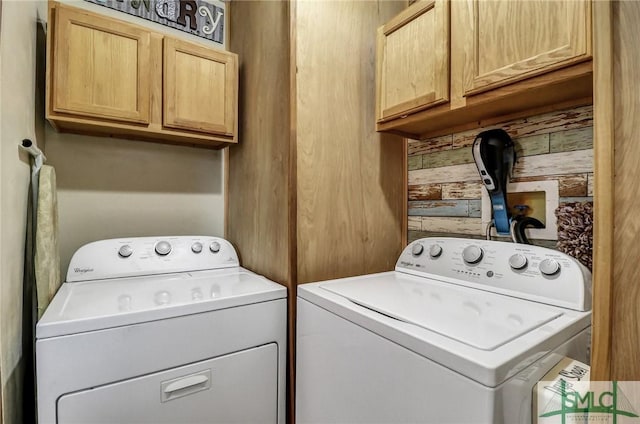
[36,236,286,424]
[296,237,591,424]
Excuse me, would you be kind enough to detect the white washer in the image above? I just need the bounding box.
[296,237,591,424]
[36,236,287,424]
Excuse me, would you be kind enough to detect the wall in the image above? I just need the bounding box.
[407,105,593,246]
[295,0,405,283]
[0,2,46,423]
[0,1,226,422]
[45,132,225,276]
[228,1,406,421]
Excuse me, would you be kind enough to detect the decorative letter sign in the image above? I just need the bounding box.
[85,0,225,45]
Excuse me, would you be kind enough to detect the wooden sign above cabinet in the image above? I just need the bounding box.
[46,2,238,149]
[376,0,593,141]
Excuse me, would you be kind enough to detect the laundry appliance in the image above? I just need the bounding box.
[36,236,286,424]
[296,237,591,424]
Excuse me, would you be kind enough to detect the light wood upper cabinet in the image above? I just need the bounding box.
[164,39,237,136]
[52,6,151,124]
[376,0,593,140]
[47,2,238,148]
[376,0,449,122]
[463,0,591,95]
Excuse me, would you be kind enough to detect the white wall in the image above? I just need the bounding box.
[0,2,46,423]
[45,131,225,276]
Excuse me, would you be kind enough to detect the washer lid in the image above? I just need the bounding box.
[36,268,286,339]
[320,274,562,351]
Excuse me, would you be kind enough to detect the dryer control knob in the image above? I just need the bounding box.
[118,245,133,258]
[509,254,528,270]
[539,258,560,276]
[411,243,424,256]
[429,244,443,258]
[191,242,203,254]
[462,245,483,264]
[155,241,172,256]
[209,241,221,254]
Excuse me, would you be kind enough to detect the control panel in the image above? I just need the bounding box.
[396,238,591,311]
[67,236,239,282]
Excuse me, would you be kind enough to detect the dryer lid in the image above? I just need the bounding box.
[36,268,286,339]
[320,273,562,351]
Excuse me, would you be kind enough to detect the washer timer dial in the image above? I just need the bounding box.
[539,258,560,276]
[155,241,172,256]
[508,254,528,270]
[462,245,483,264]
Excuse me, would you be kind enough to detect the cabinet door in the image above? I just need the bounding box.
[376,0,450,122]
[463,0,591,96]
[52,6,151,124]
[163,38,237,136]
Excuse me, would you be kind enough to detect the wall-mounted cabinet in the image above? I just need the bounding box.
[47,2,238,148]
[376,0,593,140]
[376,0,449,121]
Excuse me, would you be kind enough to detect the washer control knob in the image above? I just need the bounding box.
[509,254,528,270]
[539,258,560,276]
[118,245,133,258]
[462,245,483,264]
[429,244,443,258]
[411,243,424,256]
[191,242,203,254]
[155,241,172,256]
[209,241,221,254]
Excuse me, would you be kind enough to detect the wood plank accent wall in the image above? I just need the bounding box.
[408,105,594,246]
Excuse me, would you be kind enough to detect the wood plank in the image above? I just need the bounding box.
[511,174,588,197]
[513,150,593,178]
[423,146,474,169]
[451,105,593,148]
[409,163,480,185]
[451,128,479,149]
[550,126,593,153]
[419,217,483,235]
[441,182,482,199]
[408,155,422,170]
[468,199,481,218]
[408,134,452,155]
[408,230,487,243]
[514,134,550,157]
[408,200,471,217]
[559,196,593,204]
[587,173,594,197]
[408,216,422,231]
[408,183,442,201]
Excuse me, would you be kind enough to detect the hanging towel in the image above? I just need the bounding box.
[34,165,60,319]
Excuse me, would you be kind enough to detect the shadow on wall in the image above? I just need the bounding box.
[44,128,224,194]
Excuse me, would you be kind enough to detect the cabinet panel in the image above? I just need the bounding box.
[53,6,150,124]
[464,0,591,95]
[376,0,449,122]
[164,38,237,136]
